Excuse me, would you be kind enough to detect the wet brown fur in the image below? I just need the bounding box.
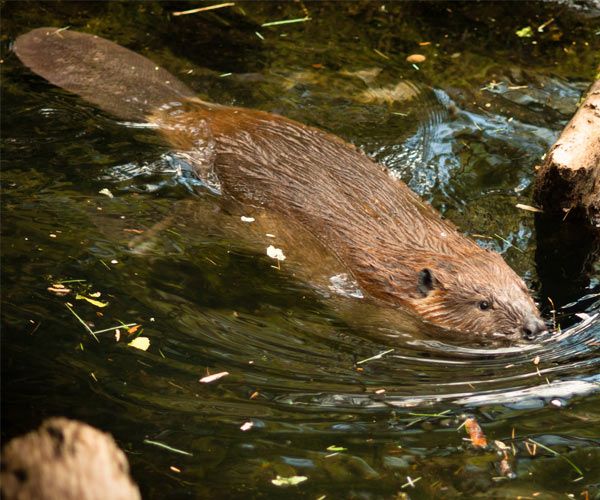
[14,28,545,338]
[152,100,543,338]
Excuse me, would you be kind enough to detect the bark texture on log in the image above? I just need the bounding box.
[533,79,600,225]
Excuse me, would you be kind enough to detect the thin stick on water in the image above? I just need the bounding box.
[261,16,311,27]
[408,410,452,418]
[527,439,584,478]
[143,439,194,456]
[92,323,138,335]
[172,2,235,16]
[356,348,394,365]
[494,233,524,254]
[65,304,99,342]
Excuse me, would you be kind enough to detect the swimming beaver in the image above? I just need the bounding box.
[14,27,547,340]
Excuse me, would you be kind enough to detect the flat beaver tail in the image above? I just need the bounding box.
[14,27,196,122]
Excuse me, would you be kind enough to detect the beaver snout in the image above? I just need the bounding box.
[522,315,548,340]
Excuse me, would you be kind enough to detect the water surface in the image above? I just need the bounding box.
[2,2,599,498]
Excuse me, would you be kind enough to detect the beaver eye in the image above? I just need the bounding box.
[478,300,491,311]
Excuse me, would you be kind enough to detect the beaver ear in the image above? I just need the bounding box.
[417,268,437,297]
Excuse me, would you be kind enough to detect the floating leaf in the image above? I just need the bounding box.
[406,54,426,63]
[128,336,150,351]
[76,294,109,308]
[240,421,253,431]
[271,475,308,487]
[516,26,534,38]
[327,445,347,452]
[128,324,141,334]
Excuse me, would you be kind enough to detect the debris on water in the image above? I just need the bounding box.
[516,203,543,213]
[271,475,308,487]
[99,188,114,198]
[406,54,426,63]
[200,371,229,383]
[48,284,71,295]
[463,417,487,448]
[110,259,119,265]
[516,26,534,38]
[401,476,421,489]
[533,356,540,365]
[261,16,311,28]
[65,303,99,342]
[143,439,193,456]
[172,2,235,16]
[240,421,253,431]
[527,438,584,478]
[356,348,394,365]
[327,445,347,452]
[241,216,255,222]
[170,466,181,473]
[373,48,390,60]
[498,456,515,478]
[128,324,141,334]
[76,294,109,308]
[537,18,555,32]
[266,245,286,262]
[128,336,150,351]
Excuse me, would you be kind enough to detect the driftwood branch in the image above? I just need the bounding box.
[533,79,600,224]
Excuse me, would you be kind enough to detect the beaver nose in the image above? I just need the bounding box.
[522,316,548,340]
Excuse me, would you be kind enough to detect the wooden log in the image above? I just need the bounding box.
[533,79,600,224]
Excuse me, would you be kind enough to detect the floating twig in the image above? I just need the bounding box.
[143,439,193,456]
[172,2,235,16]
[65,304,99,342]
[261,16,311,27]
[92,323,138,335]
[527,439,583,478]
[494,233,524,254]
[356,348,394,365]
[401,476,421,489]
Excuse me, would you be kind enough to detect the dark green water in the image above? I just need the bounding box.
[2,2,599,498]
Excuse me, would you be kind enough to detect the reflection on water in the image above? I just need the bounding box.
[2,2,599,498]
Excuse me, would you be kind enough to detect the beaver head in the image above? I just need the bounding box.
[409,250,547,340]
